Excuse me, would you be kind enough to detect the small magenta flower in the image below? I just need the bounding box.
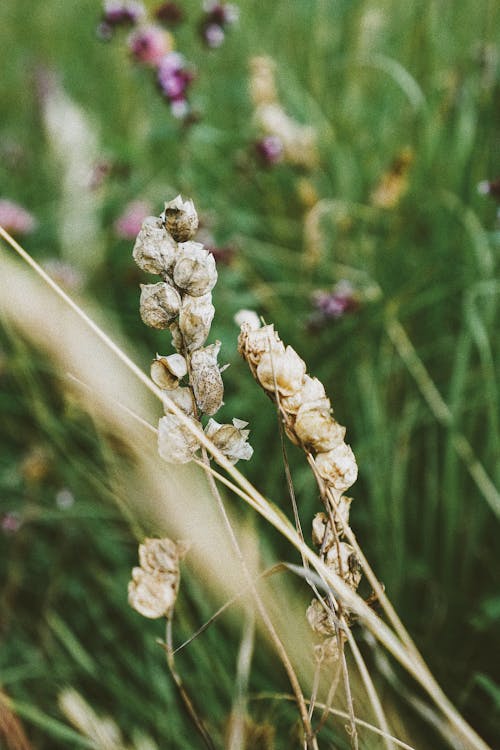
[1,512,22,535]
[0,199,37,235]
[114,200,153,239]
[200,2,238,48]
[128,25,173,66]
[312,281,359,320]
[103,0,145,25]
[155,2,184,26]
[157,52,195,116]
[255,135,284,166]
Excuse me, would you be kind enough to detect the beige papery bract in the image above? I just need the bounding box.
[160,194,199,242]
[128,537,188,619]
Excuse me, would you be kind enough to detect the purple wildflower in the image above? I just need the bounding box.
[128,25,173,66]
[114,200,153,239]
[1,512,22,535]
[0,199,37,235]
[155,2,184,26]
[200,2,238,47]
[255,135,284,166]
[202,22,225,48]
[312,281,359,320]
[103,0,145,26]
[157,52,195,115]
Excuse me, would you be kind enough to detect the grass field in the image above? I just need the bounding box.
[1,1,499,748]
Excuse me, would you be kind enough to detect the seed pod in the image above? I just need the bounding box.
[281,375,328,415]
[161,194,199,242]
[178,293,215,352]
[173,241,217,297]
[256,345,306,397]
[205,417,253,464]
[162,386,195,417]
[190,342,224,415]
[132,216,177,274]
[128,568,177,619]
[314,634,346,664]
[306,598,336,637]
[311,501,352,548]
[140,282,181,329]
[315,443,358,492]
[238,322,283,365]
[294,405,346,453]
[325,542,361,591]
[158,413,200,463]
[151,353,187,389]
[169,321,184,351]
[139,537,188,574]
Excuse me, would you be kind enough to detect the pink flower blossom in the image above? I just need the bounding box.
[114,200,153,239]
[128,25,173,66]
[0,199,37,236]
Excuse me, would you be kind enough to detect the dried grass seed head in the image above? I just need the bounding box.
[173,241,218,297]
[158,412,200,463]
[315,443,358,491]
[205,417,253,464]
[256,345,306,397]
[280,374,328,415]
[238,322,282,365]
[178,292,215,351]
[294,405,346,453]
[133,216,177,274]
[151,353,187,389]
[190,341,224,416]
[161,194,199,241]
[140,281,181,329]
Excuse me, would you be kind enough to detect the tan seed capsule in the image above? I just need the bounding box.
[294,405,346,453]
[256,345,306,397]
[311,501,352,548]
[280,375,328,415]
[178,293,215,352]
[128,568,177,619]
[151,353,187,389]
[306,598,336,637]
[205,418,253,464]
[325,542,361,591]
[158,413,200,463]
[190,342,224,416]
[173,241,217,297]
[161,194,199,242]
[139,537,188,574]
[132,216,177,274]
[139,282,181,329]
[315,443,358,492]
[162,386,195,417]
[238,323,283,365]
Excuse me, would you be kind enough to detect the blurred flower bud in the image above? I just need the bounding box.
[173,241,217,296]
[190,341,224,415]
[128,25,173,66]
[161,194,199,241]
[315,443,358,492]
[133,216,177,274]
[140,281,181,328]
[205,417,253,464]
[151,353,187,389]
[158,413,200,463]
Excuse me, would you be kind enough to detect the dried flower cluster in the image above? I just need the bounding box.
[128,537,188,619]
[133,195,253,466]
[249,56,318,169]
[238,319,360,661]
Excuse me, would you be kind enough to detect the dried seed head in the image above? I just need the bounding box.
[234,309,261,330]
[314,635,345,664]
[306,598,336,637]
[190,341,224,415]
[162,386,195,417]
[161,194,199,242]
[151,353,187,389]
[280,375,328,415]
[311,501,352,547]
[139,536,188,573]
[158,413,200,463]
[205,417,253,464]
[128,567,177,619]
[256,345,306,397]
[238,323,283,365]
[294,405,346,453]
[325,542,361,591]
[169,321,184,351]
[173,241,218,297]
[132,216,177,274]
[178,292,215,351]
[315,443,358,491]
[140,281,181,329]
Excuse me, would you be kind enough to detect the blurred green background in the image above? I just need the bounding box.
[1,0,499,747]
